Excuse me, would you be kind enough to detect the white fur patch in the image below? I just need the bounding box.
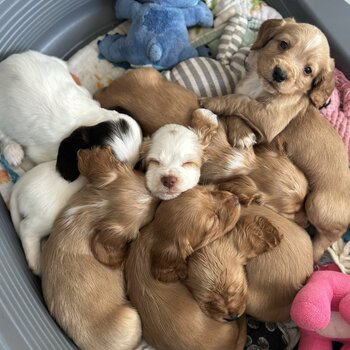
[303,34,322,53]
[0,51,142,165]
[227,153,244,170]
[3,141,24,166]
[195,108,219,127]
[145,124,202,200]
[236,134,257,149]
[235,70,266,99]
[10,160,87,275]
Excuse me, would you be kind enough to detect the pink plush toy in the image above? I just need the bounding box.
[291,270,350,350]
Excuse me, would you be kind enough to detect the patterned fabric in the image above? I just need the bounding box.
[163,47,250,97]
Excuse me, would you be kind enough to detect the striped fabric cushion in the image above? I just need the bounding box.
[163,14,251,97]
[163,47,250,97]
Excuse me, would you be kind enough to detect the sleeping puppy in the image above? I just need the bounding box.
[93,67,198,135]
[218,138,308,225]
[93,67,255,149]
[185,210,283,322]
[125,185,246,350]
[0,51,141,168]
[186,205,313,323]
[139,108,254,198]
[10,119,142,275]
[139,108,218,200]
[41,147,158,350]
[202,18,350,262]
[95,69,257,183]
[149,186,241,283]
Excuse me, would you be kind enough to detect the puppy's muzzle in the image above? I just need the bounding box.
[161,175,177,189]
[272,66,288,83]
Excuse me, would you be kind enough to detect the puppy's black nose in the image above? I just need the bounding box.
[272,67,288,83]
[161,175,177,189]
[223,314,240,322]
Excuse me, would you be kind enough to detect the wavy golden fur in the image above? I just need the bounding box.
[202,18,350,262]
[125,186,246,350]
[41,147,158,350]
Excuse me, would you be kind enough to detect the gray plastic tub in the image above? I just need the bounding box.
[0,1,117,349]
[0,1,348,349]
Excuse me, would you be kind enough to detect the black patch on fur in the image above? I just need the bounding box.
[56,119,130,182]
[112,106,136,119]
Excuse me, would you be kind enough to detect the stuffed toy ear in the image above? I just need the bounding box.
[309,59,335,108]
[251,18,296,50]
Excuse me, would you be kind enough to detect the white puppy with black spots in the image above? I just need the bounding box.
[0,50,141,169]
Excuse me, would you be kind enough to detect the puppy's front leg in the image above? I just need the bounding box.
[202,94,299,143]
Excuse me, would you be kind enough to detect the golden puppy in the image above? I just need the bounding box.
[186,205,313,323]
[202,18,350,262]
[94,68,256,183]
[41,147,158,350]
[219,139,308,224]
[93,67,198,135]
[149,186,241,282]
[125,186,246,350]
[186,212,282,323]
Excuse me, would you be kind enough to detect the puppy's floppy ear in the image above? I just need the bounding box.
[77,147,122,187]
[218,176,264,206]
[56,125,91,182]
[138,137,152,170]
[150,240,189,283]
[90,224,132,268]
[251,18,296,50]
[309,59,335,108]
[191,108,218,149]
[233,214,283,264]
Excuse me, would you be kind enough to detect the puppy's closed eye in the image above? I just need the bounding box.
[148,159,160,166]
[182,161,199,168]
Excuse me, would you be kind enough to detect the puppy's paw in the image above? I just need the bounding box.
[227,127,256,149]
[235,133,257,149]
[199,97,224,114]
[3,141,24,167]
[192,108,218,128]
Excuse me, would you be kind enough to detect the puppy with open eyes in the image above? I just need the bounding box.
[125,185,246,350]
[41,147,158,350]
[202,18,350,262]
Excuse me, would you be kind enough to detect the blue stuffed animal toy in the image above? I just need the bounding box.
[98,0,214,70]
